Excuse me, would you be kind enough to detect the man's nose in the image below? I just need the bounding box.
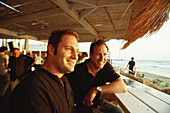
[99,54,105,61]
[71,51,78,60]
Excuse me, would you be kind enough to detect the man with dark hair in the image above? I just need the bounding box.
[8,48,34,91]
[126,57,136,75]
[65,39,127,113]
[10,29,79,113]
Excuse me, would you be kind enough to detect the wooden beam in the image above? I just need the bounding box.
[69,0,130,7]
[18,25,83,35]
[0,8,64,26]
[51,0,99,39]
[68,0,97,7]
[19,35,37,40]
[98,30,126,36]
[35,19,50,26]
[69,2,94,10]
[80,8,96,19]
[0,28,18,37]
[0,28,38,40]
[12,23,28,30]
[97,0,130,6]
[104,7,116,31]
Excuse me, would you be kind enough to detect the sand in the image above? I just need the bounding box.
[114,66,170,95]
[137,71,170,87]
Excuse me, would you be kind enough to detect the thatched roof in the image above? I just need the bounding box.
[122,0,170,49]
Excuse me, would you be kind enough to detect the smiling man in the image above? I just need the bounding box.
[66,40,127,113]
[10,29,79,113]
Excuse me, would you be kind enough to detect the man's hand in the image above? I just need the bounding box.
[82,87,98,106]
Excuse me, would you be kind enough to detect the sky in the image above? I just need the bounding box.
[0,20,169,60]
[79,19,170,60]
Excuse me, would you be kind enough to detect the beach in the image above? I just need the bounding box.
[111,59,170,95]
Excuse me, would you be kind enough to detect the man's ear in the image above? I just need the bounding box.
[47,44,54,55]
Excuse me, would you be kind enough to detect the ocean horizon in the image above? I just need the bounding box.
[111,59,170,78]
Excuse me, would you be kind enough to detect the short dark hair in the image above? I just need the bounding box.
[48,29,79,55]
[82,52,88,57]
[131,57,134,60]
[0,46,7,52]
[90,39,108,54]
[12,48,19,52]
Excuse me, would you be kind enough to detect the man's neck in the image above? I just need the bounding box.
[41,62,63,78]
[87,62,100,77]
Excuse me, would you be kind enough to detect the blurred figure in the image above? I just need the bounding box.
[77,52,88,64]
[43,52,47,63]
[33,53,44,65]
[26,52,32,57]
[0,46,10,96]
[8,48,34,91]
[126,57,136,76]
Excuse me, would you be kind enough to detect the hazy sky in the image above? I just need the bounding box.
[79,19,170,60]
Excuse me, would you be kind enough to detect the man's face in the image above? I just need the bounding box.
[90,45,107,70]
[53,34,79,74]
[13,49,20,58]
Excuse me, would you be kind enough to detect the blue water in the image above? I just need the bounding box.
[111,60,170,78]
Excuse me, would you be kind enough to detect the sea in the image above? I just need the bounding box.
[111,60,170,78]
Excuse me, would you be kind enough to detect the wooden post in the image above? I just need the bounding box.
[6,39,8,47]
[2,39,5,46]
[24,39,29,52]
[18,39,22,52]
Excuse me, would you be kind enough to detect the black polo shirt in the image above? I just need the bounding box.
[65,59,120,113]
[10,67,76,113]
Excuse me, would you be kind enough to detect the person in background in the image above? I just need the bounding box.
[43,52,47,63]
[33,53,44,65]
[26,51,32,57]
[0,46,10,96]
[65,39,126,113]
[10,29,79,113]
[77,52,88,64]
[8,48,34,91]
[126,57,136,76]
[0,46,10,113]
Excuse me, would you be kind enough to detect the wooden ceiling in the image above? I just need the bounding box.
[0,0,134,42]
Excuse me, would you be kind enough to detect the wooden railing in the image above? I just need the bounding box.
[104,76,170,113]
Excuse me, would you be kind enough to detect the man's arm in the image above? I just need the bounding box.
[83,77,127,106]
[99,77,127,94]
[126,62,129,69]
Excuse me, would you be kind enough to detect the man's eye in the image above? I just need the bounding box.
[66,47,71,50]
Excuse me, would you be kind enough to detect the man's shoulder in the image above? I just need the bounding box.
[75,62,87,70]
[103,62,113,69]
[0,52,8,58]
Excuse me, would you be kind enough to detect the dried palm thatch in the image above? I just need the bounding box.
[122,0,170,49]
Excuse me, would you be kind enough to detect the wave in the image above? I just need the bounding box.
[111,59,170,78]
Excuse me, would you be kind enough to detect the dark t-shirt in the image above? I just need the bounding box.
[10,67,76,113]
[8,55,34,81]
[128,61,135,70]
[65,59,120,113]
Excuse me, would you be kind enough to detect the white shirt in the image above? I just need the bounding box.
[34,56,43,65]
[0,52,9,75]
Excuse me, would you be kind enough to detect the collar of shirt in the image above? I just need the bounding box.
[37,67,66,87]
